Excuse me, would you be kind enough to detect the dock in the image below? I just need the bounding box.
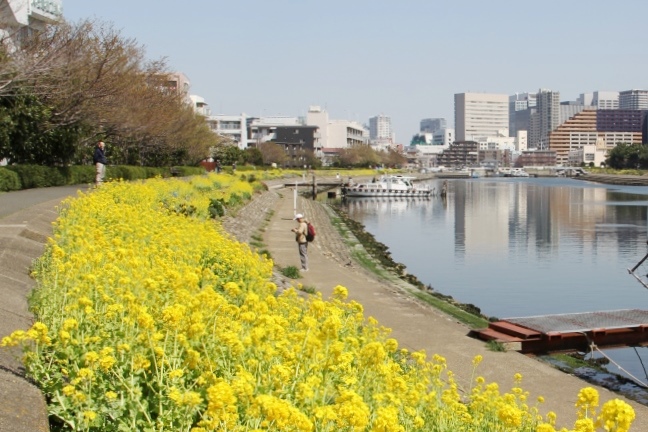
[470,309,648,354]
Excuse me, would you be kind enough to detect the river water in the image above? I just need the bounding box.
[338,176,648,397]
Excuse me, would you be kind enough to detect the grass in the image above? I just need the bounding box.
[281,265,301,279]
[486,340,507,352]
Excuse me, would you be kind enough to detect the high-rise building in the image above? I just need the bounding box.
[509,93,537,137]
[454,92,508,141]
[420,118,447,133]
[619,90,648,110]
[369,115,393,140]
[529,89,560,149]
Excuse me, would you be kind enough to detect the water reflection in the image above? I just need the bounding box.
[343,177,648,318]
[342,177,648,390]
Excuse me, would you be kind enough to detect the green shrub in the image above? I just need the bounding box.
[5,165,66,188]
[0,167,21,191]
[281,265,301,279]
[67,166,96,185]
[208,198,226,218]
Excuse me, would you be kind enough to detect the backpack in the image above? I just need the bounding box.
[306,222,316,242]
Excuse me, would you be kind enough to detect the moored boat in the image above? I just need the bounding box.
[342,175,433,198]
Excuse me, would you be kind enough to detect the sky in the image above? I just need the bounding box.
[62,0,648,144]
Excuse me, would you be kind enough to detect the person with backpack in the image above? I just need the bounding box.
[291,213,309,272]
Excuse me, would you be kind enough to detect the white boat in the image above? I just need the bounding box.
[510,168,530,177]
[343,175,433,198]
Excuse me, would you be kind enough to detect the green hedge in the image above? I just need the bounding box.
[1,165,206,191]
[0,167,21,191]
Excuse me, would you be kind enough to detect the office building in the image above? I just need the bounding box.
[509,93,536,137]
[454,93,509,141]
[579,91,619,110]
[420,118,447,133]
[619,90,648,110]
[529,89,560,149]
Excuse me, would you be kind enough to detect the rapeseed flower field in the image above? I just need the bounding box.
[1,173,636,431]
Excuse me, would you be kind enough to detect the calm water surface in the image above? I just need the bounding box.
[340,177,648,389]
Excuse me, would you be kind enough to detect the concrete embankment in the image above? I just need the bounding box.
[576,173,648,186]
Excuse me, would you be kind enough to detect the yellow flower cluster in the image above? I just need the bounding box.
[0,173,636,431]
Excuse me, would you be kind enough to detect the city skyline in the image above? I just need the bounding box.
[62,1,648,144]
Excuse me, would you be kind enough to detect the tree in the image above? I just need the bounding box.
[244,147,263,166]
[606,143,648,169]
[380,147,407,168]
[0,19,215,166]
[212,144,245,166]
[258,142,287,166]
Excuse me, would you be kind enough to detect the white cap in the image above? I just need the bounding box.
[294,213,304,220]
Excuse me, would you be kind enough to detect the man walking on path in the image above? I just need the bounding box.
[93,141,108,186]
[291,213,308,271]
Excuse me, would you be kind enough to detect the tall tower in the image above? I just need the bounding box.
[529,89,560,149]
[454,93,508,141]
[369,115,392,140]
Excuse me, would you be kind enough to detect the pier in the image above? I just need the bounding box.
[470,309,648,354]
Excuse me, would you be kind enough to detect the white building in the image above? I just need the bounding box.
[306,106,366,148]
[0,0,62,48]
[206,114,248,149]
[579,91,619,110]
[369,114,393,140]
[248,116,302,147]
[516,130,528,152]
[454,92,509,141]
[432,128,454,147]
[568,141,606,167]
[619,89,648,110]
[190,95,210,117]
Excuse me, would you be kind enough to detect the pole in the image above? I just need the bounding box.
[293,181,298,217]
[312,174,316,200]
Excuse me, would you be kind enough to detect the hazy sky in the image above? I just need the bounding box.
[62,1,648,144]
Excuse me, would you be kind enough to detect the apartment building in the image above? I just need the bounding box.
[206,114,248,149]
[369,114,392,140]
[437,140,480,167]
[454,92,509,141]
[0,0,62,47]
[306,106,366,148]
[548,109,645,165]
